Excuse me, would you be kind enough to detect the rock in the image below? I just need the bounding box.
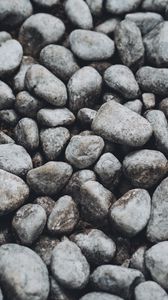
[86,0,103,15]
[12,204,47,245]
[125,12,163,35]
[0,0,33,26]
[31,0,59,8]
[69,29,115,61]
[130,246,147,275]
[110,189,151,237]
[19,13,65,56]
[134,281,168,300]
[40,127,70,160]
[0,39,23,78]
[80,293,124,300]
[40,45,79,82]
[50,277,74,300]
[0,132,15,144]
[25,65,67,107]
[0,31,11,43]
[90,265,144,299]
[0,109,19,127]
[147,177,168,242]
[65,135,104,169]
[26,161,73,196]
[0,244,49,300]
[48,195,79,235]
[0,144,32,177]
[106,0,142,14]
[65,0,93,29]
[94,153,122,190]
[104,65,140,99]
[51,240,90,289]
[68,66,102,112]
[0,169,29,216]
[33,235,59,266]
[77,108,97,126]
[145,241,168,290]
[95,18,120,35]
[92,101,153,147]
[34,196,55,216]
[142,93,155,109]
[14,118,39,152]
[0,80,15,110]
[123,149,167,188]
[159,98,168,118]
[141,0,168,13]
[124,99,143,114]
[71,229,116,265]
[115,20,144,69]
[15,91,44,118]
[37,108,75,127]
[79,180,114,225]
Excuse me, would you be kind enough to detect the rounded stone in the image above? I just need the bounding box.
[80,293,124,300]
[37,108,75,127]
[33,235,59,266]
[124,99,143,114]
[134,281,168,300]
[0,80,15,110]
[95,18,119,35]
[34,196,55,217]
[0,109,19,127]
[106,0,142,14]
[0,31,11,43]
[77,108,97,126]
[65,0,93,29]
[15,91,44,118]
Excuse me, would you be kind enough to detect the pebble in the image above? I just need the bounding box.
[141,0,168,13]
[147,177,168,242]
[91,101,153,147]
[106,0,142,14]
[124,99,143,114]
[33,235,59,266]
[51,239,90,289]
[40,45,79,82]
[159,98,168,118]
[12,204,47,245]
[65,0,93,29]
[110,189,151,237]
[77,108,97,126]
[142,93,155,109]
[0,169,29,216]
[94,153,122,190]
[0,31,11,43]
[0,109,19,127]
[86,0,103,15]
[145,241,168,290]
[134,281,168,300]
[0,0,33,26]
[25,64,67,107]
[0,244,49,300]
[69,29,115,61]
[14,118,39,152]
[115,20,144,69]
[79,180,114,225]
[26,161,73,195]
[0,39,23,78]
[19,13,65,56]
[0,144,32,177]
[95,18,120,35]
[0,81,15,110]
[37,108,75,127]
[71,229,116,265]
[50,276,74,300]
[65,135,104,169]
[125,12,163,35]
[68,66,102,112]
[34,196,55,216]
[104,65,140,99]
[90,265,144,299]
[31,0,59,8]
[80,293,124,300]
[130,246,147,275]
[123,149,167,188]
[40,127,70,160]
[15,91,44,118]
[48,195,79,235]
[0,131,15,144]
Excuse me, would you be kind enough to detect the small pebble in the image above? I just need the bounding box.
[95,18,120,35]
[65,0,93,29]
[77,108,97,126]
[15,91,44,118]
[37,108,75,127]
[124,99,143,114]
[134,281,168,300]
[0,80,15,110]
[142,93,155,109]
[33,235,59,266]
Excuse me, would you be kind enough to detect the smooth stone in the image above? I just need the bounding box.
[37,108,75,127]
[15,91,44,118]
[80,293,124,300]
[0,80,15,110]
[33,235,59,266]
[0,109,19,127]
[95,18,120,35]
[124,99,143,114]
[134,281,168,300]
[86,0,103,15]
[0,132,15,144]
[159,98,168,118]
[106,0,142,14]
[34,196,55,217]
[65,0,93,29]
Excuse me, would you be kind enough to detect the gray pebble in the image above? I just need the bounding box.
[142,93,155,109]
[0,80,15,110]
[65,135,104,169]
[0,31,12,43]
[134,281,168,300]
[77,108,97,126]
[159,98,168,118]
[130,246,147,275]
[0,109,19,127]
[33,235,59,266]
[15,91,44,118]
[37,108,75,127]
[0,244,49,300]
[34,196,55,217]
[48,195,79,235]
[0,169,29,216]
[68,66,102,112]
[92,101,153,147]
[124,99,143,114]
[95,18,120,35]
[40,45,79,82]
[0,131,15,144]
[50,276,74,300]
[32,0,59,8]
[26,161,73,195]
[141,0,168,13]
[80,292,124,300]
[65,0,93,29]
[86,0,103,16]
[12,204,47,245]
[71,229,116,265]
[115,20,144,69]
[69,29,115,61]
[19,13,65,56]
[104,65,140,99]
[106,0,142,14]
[123,149,167,188]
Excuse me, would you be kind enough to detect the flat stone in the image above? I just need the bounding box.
[0,80,15,110]
[134,281,168,300]
[65,0,93,29]
[37,108,75,127]
[15,91,44,118]
[106,0,142,14]
[80,293,124,300]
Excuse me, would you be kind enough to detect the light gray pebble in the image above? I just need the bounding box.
[86,0,103,16]
[68,66,102,112]
[65,135,104,169]
[31,0,59,8]
[0,169,29,216]
[104,65,140,99]
[40,127,70,161]
[142,93,155,109]
[115,20,144,69]
[65,0,93,29]
[0,31,12,43]
[80,292,124,300]
[0,131,15,144]
[40,45,79,82]
[0,80,15,110]
[34,236,59,266]
[69,29,115,61]
[159,98,168,118]
[37,108,75,127]
[27,161,73,196]
[134,281,168,300]
[19,13,65,56]
[130,246,147,275]
[95,18,120,35]
[123,149,167,188]
[124,99,143,114]
[106,0,142,14]
[12,204,47,245]
[0,109,19,127]
[0,244,49,300]
[34,196,55,217]
[15,91,44,118]
[77,108,97,126]
[48,195,79,235]
[141,0,168,13]
[92,101,153,147]
[51,239,90,289]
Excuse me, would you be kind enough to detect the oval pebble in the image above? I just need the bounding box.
[37,108,75,127]
[65,0,93,29]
